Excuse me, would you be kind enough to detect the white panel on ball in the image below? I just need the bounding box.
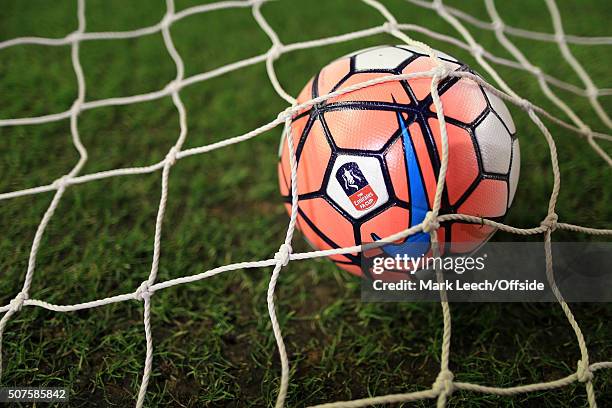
[508,139,521,207]
[353,46,413,71]
[475,112,512,174]
[397,45,459,62]
[484,89,516,134]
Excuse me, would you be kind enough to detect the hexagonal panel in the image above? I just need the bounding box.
[428,119,480,205]
[296,120,332,194]
[297,197,356,262]
[458,178,508,218]
[330,72,411,105]
[431,77,488,124]
[360,206,409,243]
[384,136,409,203]
[317,57,351,96]
[324,108,400,151]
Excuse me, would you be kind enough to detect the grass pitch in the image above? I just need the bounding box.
[0,0,611,406]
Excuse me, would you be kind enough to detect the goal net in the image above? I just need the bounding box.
[0,0,610,406]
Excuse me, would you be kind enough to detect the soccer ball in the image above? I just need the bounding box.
[278,45,520,277]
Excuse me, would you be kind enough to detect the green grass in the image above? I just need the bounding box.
[0,0,611,406]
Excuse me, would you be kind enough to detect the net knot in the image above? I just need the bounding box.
[422,211,440,233]
[530,66,542,76]
[576,359,593,383]
[71,100,83,115]
[277,107,293,122]
[540,213,558,232]
[135,281,153,301]
[165,80,180,94]
[274,243,292,267]
[554,32,565,44]
[577,124,592,138]
[64,31,80,43]
[268,44,283,60]
[161,13,174,29]
[471,44,484,57]
[432,370,454,396]
[585,86,598,99]
[382,22,398,33]
[581,128,594,140]
[53,175,71,190]
[432,64,451,79]
[9,292,28,313]
[165,146,179,166]
[518,98,532,111]
[492,20,505,31]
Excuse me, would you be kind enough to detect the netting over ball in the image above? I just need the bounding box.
[278,45,520,276]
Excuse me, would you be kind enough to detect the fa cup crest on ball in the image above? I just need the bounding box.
[335,162,379,211]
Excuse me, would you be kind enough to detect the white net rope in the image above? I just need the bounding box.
[0,0,611,406]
